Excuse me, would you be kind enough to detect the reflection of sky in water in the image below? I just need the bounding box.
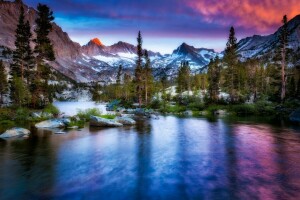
[53,101,107,116]
[0,114,300,199]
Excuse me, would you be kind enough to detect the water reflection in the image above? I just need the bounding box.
[0,116,300,199]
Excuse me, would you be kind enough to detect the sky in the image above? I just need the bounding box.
[23,0,300,54]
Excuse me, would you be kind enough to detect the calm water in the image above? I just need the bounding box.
[1,103,300,199]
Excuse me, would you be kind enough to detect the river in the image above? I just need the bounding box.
[0,102,300,199]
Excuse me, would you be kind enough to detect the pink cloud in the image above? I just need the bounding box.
[187,0,300,33]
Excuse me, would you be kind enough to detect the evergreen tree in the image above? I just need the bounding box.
[116,65,123,85]
[177,61,191,97]
[33,3,55,107]
[11,6,33,81]
[0,61,8,104]
[279,15,289,102]
[10,75,30,107]
[134,31,143,107]
[207,56,221,102]
[223,26,239,102]
[143,50,154,105]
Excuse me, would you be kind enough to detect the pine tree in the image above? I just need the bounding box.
[177,61,191,97]
[279,15,289,103]
[223,26,239,102]
[207,56,221,102]
[0,61,8,104]
[10,74,30,107]
[33,3,55,107]
[116,65,122,85]
[12,6,33,81]
[134,31,143,107]
[143,50,154,105]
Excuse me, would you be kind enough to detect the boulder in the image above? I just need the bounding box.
[35,119,66,128]
[0,128,30,138]
[116,117,136,125]
[183,110,193,116]
[289,109,300,122]
[90,116,123,127]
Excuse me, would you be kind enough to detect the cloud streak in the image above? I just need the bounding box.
[187,0,300,33]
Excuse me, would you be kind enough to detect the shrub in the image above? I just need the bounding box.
[228,104,256,116]
[77,108,102,121]
[15,107,30,121]
[0,108,14,121]
[0,120,15,133]
[149,99,162,110]
[187,102,205,111]
[254,101,276,115]
[160,104,186,113]
[43,104,60,116]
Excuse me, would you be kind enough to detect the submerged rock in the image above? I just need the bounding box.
[116,117,136,125]
[35,119,67,128]
[0,128,30,138]
[289,109,300,122]
[90,116,123,127]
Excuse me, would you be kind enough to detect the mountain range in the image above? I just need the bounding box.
[0,1,300,82]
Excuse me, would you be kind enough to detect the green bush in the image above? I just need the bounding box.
[160,104,186,113]
[206,105,224,114]
[15,107,30,121]
[228,104,256,116]
[68,120,85,128]
[0,108,14,121]
[149,99,162,109]
[77,108,102,121]
[254,101,276,115]
[187,102,205,111]
[0,120,15,133]
[43,104,60,116]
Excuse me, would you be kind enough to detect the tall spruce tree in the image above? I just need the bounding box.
[0,61,8,104]
[116,65,123,85]
[207,56,220,102]
[135,31,143,107]
[12,6,33,81]
[143,50,153,105]
[33,3,55,107]
[177,61,191,97]
[279,15,289,103]
[223,26,239,102]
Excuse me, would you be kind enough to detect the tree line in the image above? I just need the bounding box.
[0,3,55,108]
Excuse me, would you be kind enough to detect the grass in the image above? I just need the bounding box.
[0,120,15,133]
[76,108,103,121]
[43,104,60,116]
[100,114,116,119]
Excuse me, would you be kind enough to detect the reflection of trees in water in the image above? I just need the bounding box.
[135,118,153,199]
[223,124,239,199]
[0,127,57,198]
[272,130,300,198]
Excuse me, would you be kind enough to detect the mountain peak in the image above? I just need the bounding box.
[91,38,104,46]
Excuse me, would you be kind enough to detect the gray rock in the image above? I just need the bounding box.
[290,109,300,122]
[116,117,136,125]
[31,112,42,118]
[0,128,30,138]
[90,116,123,127]
[35,119,66,128]
[184,110,193,116]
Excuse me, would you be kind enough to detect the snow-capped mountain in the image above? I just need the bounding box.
[75,39,220,80]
